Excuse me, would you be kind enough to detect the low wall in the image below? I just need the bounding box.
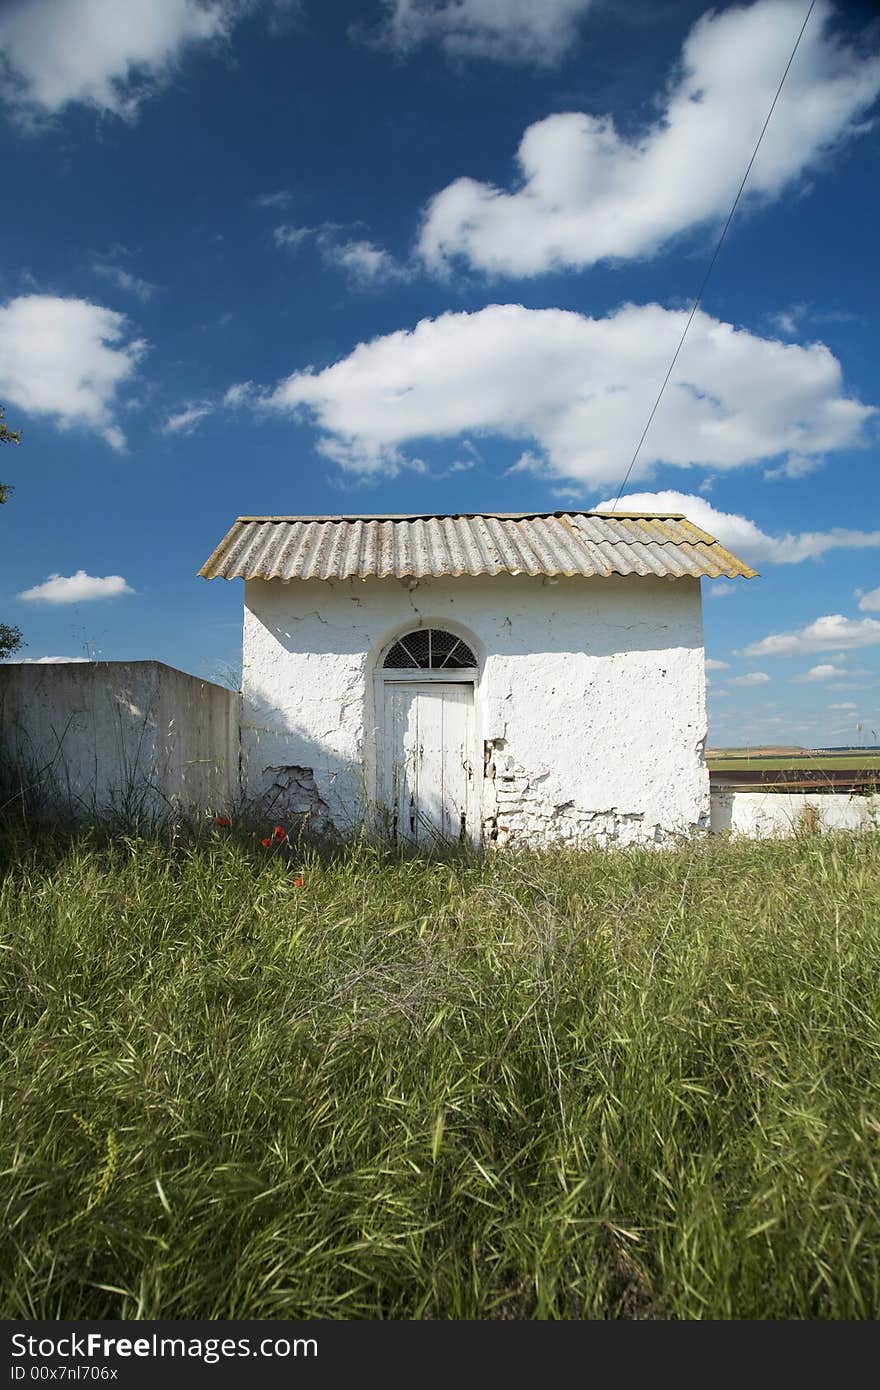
[711,788,878,838]
[0,661,240,820]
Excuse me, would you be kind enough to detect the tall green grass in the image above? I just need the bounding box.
[1,826,879,1319]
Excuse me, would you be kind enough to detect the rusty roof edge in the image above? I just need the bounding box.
[701,538,759,580]
[197,567,759,584]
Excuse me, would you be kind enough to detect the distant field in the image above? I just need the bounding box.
[708,747,807,757]
[708,754,880,773]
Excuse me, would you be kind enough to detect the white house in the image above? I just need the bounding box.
[200,510,755,847]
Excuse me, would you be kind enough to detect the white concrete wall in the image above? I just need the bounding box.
[242,573,709,846]
[710,788,879,838]
[0,661,240,819]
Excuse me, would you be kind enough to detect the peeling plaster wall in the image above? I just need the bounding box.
[241,573,709,846]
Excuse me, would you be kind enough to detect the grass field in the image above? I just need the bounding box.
[2,826,880,1319]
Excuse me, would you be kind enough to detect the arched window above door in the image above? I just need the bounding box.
[383,628,477,671]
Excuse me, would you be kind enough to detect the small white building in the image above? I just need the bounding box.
[200,510,755,847]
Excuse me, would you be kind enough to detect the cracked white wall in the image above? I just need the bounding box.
[710,789,879,838]
[241,573,709,845]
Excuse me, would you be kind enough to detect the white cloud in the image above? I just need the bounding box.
[18,571,134,603]
[264,302,871,486]
[418,0,880,276]
[708,582,736,598]
[768,305,808,337]
[763,452,823,480]
[253,189,292,208]
[743,615,880,658]
[273,224,314,250]
[103,425,126,451]
[162,379,266,435]
[163,381,257,432]
[0,0,236,120]
[828,701,857,710]
[600,492,880,569]
[222,380,255,408]
[163,402,213,435]
[793,663,846,682]
[373,0,593,66]
[273,224,409,285]
[0,294,144,448]
[705,658,729,671]
[730,671,771,686]
[857,586,880,612]
[92,262,156,302]
[322,238,410,286]
[12,655,90,663]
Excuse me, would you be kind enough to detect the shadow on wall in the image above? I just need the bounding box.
[241,700,365,839]
[246,574,703,662]
[0,661,240,824]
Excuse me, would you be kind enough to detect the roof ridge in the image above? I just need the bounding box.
[233,510,689,524]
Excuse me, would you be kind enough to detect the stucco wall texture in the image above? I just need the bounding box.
[710,789,878,838]
[0,660,240,820]
[242,573,710,846]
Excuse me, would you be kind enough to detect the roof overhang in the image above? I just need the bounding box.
[198,510,758,583]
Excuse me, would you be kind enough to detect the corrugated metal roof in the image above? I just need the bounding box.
[198,511,758,583]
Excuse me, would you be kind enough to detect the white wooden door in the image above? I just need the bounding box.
[383,682,476,845]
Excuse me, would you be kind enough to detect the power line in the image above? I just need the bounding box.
[605,0,816,513]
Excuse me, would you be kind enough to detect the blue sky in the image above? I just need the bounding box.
[1,0,879,748]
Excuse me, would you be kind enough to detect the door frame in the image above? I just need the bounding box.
[371,624,484,845]
[380,677,480,847]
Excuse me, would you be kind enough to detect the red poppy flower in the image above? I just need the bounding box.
[261,837,272,847]
[273,825,287,840]
[293,876,304,888]
[215,816,231,828]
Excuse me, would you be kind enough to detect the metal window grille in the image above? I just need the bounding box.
[384,628,477,670]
